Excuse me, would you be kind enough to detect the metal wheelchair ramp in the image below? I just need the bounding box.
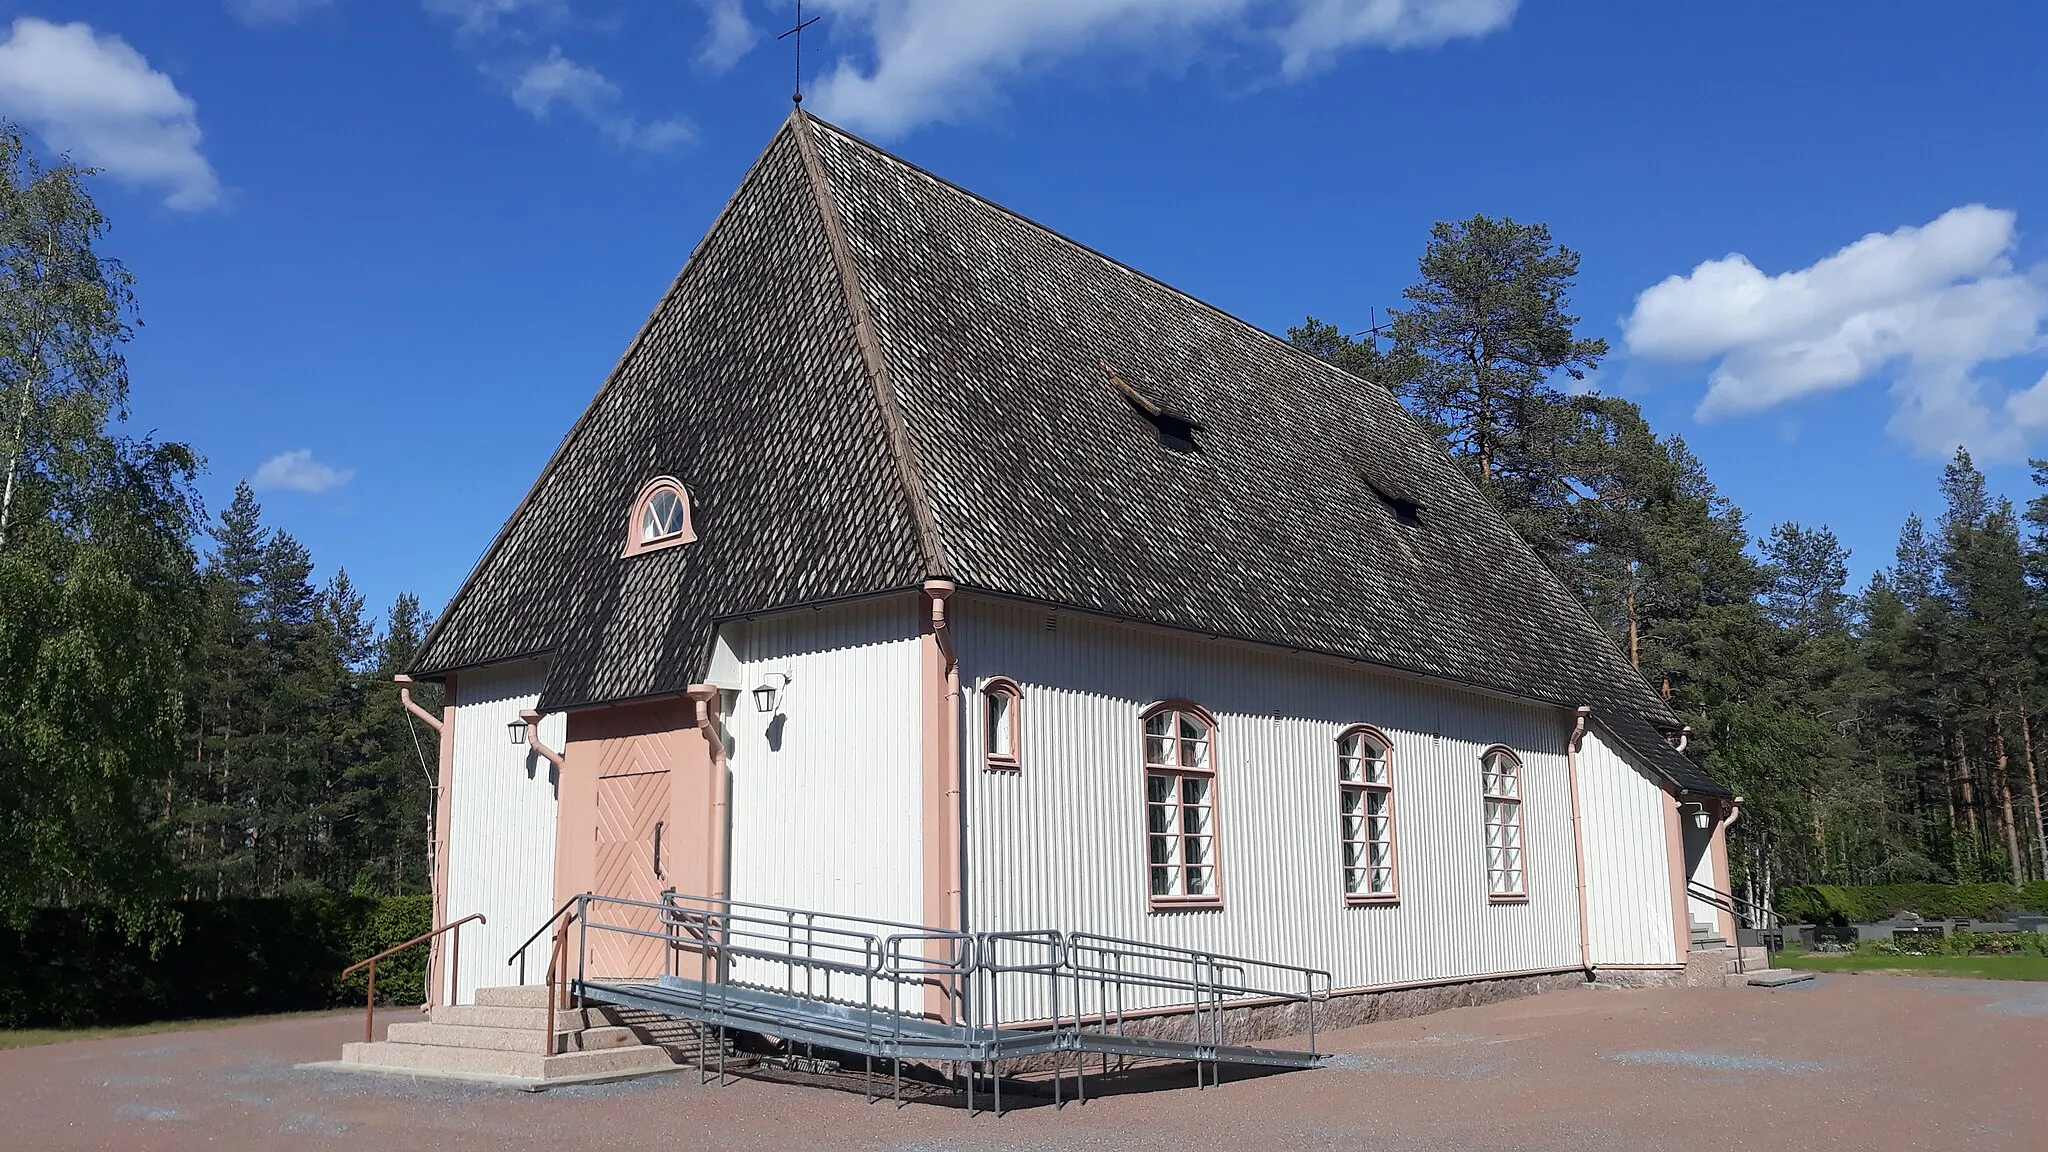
[510,892,1331,1114]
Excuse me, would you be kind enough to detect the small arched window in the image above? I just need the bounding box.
[1141,701,1221,908]
[622,477,696,557]
[1481,746,1526,900]
[1337,726,1397,902]
[982,677,1022,772]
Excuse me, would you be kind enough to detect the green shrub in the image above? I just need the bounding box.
[0,894,434,1029]
[1777,882,2048,925]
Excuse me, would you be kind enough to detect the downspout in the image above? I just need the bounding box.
[1565,706,1593,979]
[1675,726,1691,754]
[687,684,731,902]
[520,710,568,773]
[924,580,964,933]
[398,674,458,1007]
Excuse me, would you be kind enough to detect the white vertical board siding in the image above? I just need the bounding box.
[723,596,924,961]
[442,660,564,1003]
[1576,728,1679,966]
[956,598,1583,1018]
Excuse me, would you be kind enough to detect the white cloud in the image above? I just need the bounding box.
[807,0,1517,137]
[1623,205,2048,461]
[508,48,694,151]
[251,450,354,494]
[226,0,339,26]
[425,2,689,150]
[423,0,569,42]
[0,19,221,210]
[696,0,757,73]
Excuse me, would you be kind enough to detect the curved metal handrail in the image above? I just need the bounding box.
[341,912,485,1044]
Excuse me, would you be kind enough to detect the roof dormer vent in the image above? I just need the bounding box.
[1101,359,1202,453]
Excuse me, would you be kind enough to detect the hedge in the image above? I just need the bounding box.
[0,893,432,1029]
[1776,882,2048,926]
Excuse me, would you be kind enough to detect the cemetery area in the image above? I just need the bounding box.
[1773,883,2048,981]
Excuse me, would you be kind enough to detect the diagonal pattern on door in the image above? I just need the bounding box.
[590,768,671,979]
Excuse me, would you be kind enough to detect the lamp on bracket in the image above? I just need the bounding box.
[1682,801,1712,830]
[507,716,528,745]
[752,672,792,714]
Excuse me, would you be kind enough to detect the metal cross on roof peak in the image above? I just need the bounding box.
[778,1,822,106]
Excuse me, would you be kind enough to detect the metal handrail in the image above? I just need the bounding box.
[340,912,485,1044]
[1688,880,1780,974]
[508,895,581,983]
[544,890,1335,1114]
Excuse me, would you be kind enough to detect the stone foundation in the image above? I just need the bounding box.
[1589,966,1684,989]
[1045,970,1588,1053]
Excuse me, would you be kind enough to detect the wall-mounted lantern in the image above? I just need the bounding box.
[1683,801,1711,830]
[752,672,792,714]
[507,717,528,745]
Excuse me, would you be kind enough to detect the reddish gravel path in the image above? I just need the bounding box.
[6,974,2043,1150]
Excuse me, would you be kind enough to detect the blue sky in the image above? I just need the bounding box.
[5,1,2048,628]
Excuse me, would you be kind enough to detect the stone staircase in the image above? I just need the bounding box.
[1687,918,1812,989]
[333,985,715,1088]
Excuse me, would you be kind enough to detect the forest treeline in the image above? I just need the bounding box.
[5,125,2047,936]
[1290,216,2048,906]
[0,127,438,934]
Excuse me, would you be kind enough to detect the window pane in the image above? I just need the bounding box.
[1341,816,1364,842]
[1179,715,1207,741]
[1151,866,1178,896]
[986,693,1011,756]
[1145,712,1172,737]
[1338,756,1362,784]
[1366,790,1388,816]
[1368,816,1390,842]
[643,489,684,542]
[1364,756,1387,785]
[1181,738,1208,769]
[1183,836,1211,866]
[1147,773,1174,803]
[1370,868,1393,893]
[1149,833,1175,864]
[1342,841,1364,867]
[1182,805,1212,836]
[1181,776,1209,805]
[1338,733,1360,759]
[1148,805,1176,836]
[1345,868,1366,894]
[1145,736,1172,766]
[1185,867,1213,895]
[1369,842,1390,867]
[1340,790,1363,816]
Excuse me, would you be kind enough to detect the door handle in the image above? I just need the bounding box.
[653,820,665,879]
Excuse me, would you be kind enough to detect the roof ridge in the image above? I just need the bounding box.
[417,119,817,666]
[790,109,950,579]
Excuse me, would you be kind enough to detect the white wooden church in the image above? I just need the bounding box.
[374,110,1747,1081]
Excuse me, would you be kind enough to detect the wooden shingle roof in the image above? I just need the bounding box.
[415,110,1727,798]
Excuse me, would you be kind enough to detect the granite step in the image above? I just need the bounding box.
[1746,968,1817,988]
[384,1021,641,1054]
[340,1039,675,1081]
[431,1004,607,1031]
[474,985,556,1009]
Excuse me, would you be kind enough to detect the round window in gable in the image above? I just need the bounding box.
[623,476,696,556]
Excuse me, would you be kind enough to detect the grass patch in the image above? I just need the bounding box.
[0,1009,354,1050]
[1778,948,2048,982]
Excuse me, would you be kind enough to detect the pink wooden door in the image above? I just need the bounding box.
[588,769,670,979]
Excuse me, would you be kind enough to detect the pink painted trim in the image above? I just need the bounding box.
[620,476,697,558]
[1140,700,1225,912]
[1335,723,1400,903]
[1662,794,1691,963]
[980,676,1023,772]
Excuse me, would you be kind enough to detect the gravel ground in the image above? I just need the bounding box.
[6,974,2043,1150]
